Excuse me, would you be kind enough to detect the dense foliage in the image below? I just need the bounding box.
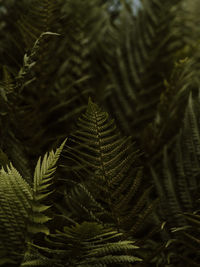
[0,0,200,266]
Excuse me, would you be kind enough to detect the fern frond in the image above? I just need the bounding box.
[151,90,200,225]
[16,31,59,93]
[0,163,32,264]
[105,0,188,136]
[170,211,200,266]
[63,98,154,241]
[27,138,67,236]
[150,91,200,264]
[17,0,61,49]
[26,222,142,266]
[64,180,105,223]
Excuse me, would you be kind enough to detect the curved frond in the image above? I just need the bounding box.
[28,138,67,236]
[25,222,142,266]
[0,164,32,264]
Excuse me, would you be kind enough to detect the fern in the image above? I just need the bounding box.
[169,211,200,266]
[1,1,200,266]
[62,98,155,244]
[23,222,142,266]
[27,138,67,236]
[150,91,200,265]
[0,0,113,166]
[180,212,200,265]
[0,164,32,265]
[144,58,191,159]
[17,0,61,49]
[0,139,66,266]
[105,0,188,137]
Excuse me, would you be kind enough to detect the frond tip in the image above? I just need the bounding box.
[34,138,67,193]
[28,138,67,236]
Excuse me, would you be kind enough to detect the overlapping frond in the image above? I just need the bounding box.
[179,212,200,265]
[1,0,200,266]
[24,222,142,266]
[150,91,200,265]
[63,99,155,240]
[0,140,66,266]
[0,164,32,265]
[105,0,187,136]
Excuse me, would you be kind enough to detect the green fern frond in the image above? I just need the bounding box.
[25,221,142,266]
[57,0,99,102]
[63,98,154,240]
[64,180,105,223]
[20,247,50,267]
[16,31,60,93]
[171,211,200,266]
[27,138,67,236]
[0,163,32,264]
[144,57,191,159]
[2,1,200,266]
[150,91,200,264]
[105,0,188,136]
[151,91,200,224]
[17,0,60,49]
[0,139,66,265]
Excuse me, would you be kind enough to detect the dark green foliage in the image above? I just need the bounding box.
[150,91,200,265]
[0,140,65,266]
[0,0,200,266]
[23,222,142,266]
[0,164,32,265]
[62,98,154,241]
[105,0,185,136]
[179,212,200,265]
